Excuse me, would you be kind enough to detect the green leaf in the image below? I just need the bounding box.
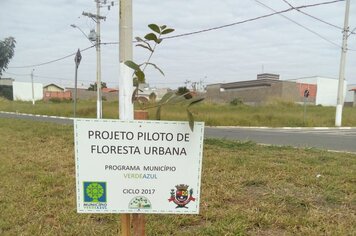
[124,60,140,71]
[187,109,194,131]
[148,24,161,34]
[168,94,188,104]
[188,97,204,107]
[136,44,153,52]
[135,37,145,42]
[161,28,175,35]
[159,92,175,104]
[135,36,152,46]
[160,25,167,30]
[144,62,165,76]
[156,105,162,120]
[135,70,145,83]
[156,38,163,44]
[131,87,138,103]
[144,33,158,42]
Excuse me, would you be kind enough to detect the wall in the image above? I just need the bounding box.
[43,91,72,101]
[295,83,317,104]
[289,77,347,107]
[12,81,43,101]
[316,78,338,106]
[206,80,303,104]
[345,84,356,103]
[66,88,118,101]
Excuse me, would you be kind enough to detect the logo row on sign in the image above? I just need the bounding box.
[83,181,196,210]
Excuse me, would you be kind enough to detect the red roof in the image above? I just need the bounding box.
[102,88,118,93]
[349,88,356,91]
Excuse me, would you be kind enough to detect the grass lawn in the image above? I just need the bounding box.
[1,99,356,127]
[0,118,355,235]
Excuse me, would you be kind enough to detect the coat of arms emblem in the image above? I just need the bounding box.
[168,184,195,208]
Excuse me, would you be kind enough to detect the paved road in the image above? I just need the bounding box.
[1,111,356,153]
[0,111,74,125]
[205,127,356,153]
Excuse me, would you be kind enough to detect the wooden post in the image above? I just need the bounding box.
[132,111,148,236]
[120,111,148,235]
[132,214,145,236]
[134,110,149,120]
[121,214,131,236]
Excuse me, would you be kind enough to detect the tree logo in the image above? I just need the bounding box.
[83,182,107,203]
[129,196,152,209]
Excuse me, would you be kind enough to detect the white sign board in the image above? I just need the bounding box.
[74,119,204,214]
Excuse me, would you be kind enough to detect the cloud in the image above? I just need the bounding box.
[1,0,355,89]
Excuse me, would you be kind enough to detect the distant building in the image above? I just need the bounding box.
[102,87,118,93]
[65,87,119,101]
[0,78,14,100]
[43,83,64,92]
[257,73,280,80]
[43,83,71,101]
[206,73,315,105]
[347,85,356,107]
[345,84,356,107]
[0,78,14,86]
[288,76,347,107]
[137,83,170,102]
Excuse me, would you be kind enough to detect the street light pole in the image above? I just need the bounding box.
[335,0,350,127]
[70,24,94,45]
[81,3,106,119]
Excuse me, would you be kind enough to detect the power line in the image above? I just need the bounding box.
[9,45,95,69]
[2,71,30,76]
[3,71,117,84]
[281,0,344,30]
[7,0,345,69]
[163,0,345,40]
[34,75,116,84]
[253,0,341,48]
[93,0,347,45]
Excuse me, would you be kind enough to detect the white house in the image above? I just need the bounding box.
[346,84,356,104]
[12,81,43,101]
[137,83,170,101]
[288,76,347,106]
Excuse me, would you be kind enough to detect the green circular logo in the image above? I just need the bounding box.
[86,183,104,202]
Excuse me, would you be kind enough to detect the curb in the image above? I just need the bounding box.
[0,111,74,120]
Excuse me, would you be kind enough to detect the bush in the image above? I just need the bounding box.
[49,97,61,103]
[176,86,192,99]
[49,98,72,103]
[230,98,243,106]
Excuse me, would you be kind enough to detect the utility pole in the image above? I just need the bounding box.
[119,1,134,235]
[335,0,350,127]
[82,0,106,119]
[31,69,35,105]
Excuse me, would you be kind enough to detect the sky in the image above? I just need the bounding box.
[1,0,356,90]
